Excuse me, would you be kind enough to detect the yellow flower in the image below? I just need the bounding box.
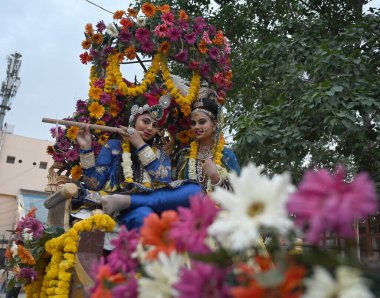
[66,126,79,141]
[89,102,105,119]
[89,87,103,100]
[142,2,156,18]
[98,133,109,145]
[70,165,82,181]
[180,104,191,116]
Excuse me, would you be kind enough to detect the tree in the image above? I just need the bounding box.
[146,0,380,184]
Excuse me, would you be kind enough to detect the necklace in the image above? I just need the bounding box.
[197,145,213,160]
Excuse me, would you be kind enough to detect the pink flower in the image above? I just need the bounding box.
[202,31,212,44]
[168,27,181,42]
[170,194,218,254]
[154,24,169,38]
[193,16,207,35]
[107,226,139,273]
[287,166,378,244]
[175,50,188,63]
[174,261,229,298]
[141,40,155,53]
[184,32,197,44]
[65,149,79,162]
[208,47,220,60]
[99,92,111,105]
[135,27,150,42]
[161,12,175,25]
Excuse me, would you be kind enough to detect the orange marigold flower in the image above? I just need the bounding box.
[177,130,191,144]
[120,18,133,29]
[180,104,191,116]
[179,9,188,21]
[98,133,109,145]
[140,210,179,260]
[213,30,225,45]
[89,102,105,119]
[127,8,138,18]
[66,126,79,141]
[81,39,92,50]
[85,23,93,36]
[157,4,170,13]
[142,2,156,18]
[89,87,103,100]
[26,207,37,218]
[46,145,55,155]
[70,165,83,181]
[158,41,170,54]
[125,46,136,60]
[109,104,121,118]
[113,10,125,20]
[92,33,103,45]
[198,39,208,54]
[18,245,36,265]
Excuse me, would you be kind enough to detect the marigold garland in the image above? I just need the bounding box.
[36,214,115,298]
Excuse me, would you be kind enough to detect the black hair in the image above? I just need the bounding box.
[190,98,220,119]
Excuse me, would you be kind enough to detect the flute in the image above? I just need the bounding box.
[42,117,122,133]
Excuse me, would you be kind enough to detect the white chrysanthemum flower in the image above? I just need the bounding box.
[303,266,374,298]
[10,241,18,256]
[136,16,146,27]
[208,163,294,251]
[23,231,34,241]
[138,251,185,298]
[106,23,118,37]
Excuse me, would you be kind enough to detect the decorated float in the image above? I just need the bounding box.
[4,2,380,298]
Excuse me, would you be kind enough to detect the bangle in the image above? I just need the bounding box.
[210,175,222,187]
[137,145,157,166]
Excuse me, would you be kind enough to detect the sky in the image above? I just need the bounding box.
[1,0,379,141]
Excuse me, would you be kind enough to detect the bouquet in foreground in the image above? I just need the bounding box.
[91,163,380,298]
[4,208,64,292]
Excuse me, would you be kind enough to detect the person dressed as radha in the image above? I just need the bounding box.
[76,93,201,230]
[175,96,241,192]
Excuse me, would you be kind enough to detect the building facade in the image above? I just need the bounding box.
[0,130,53,265]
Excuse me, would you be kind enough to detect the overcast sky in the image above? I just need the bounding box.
[1,0,379,141]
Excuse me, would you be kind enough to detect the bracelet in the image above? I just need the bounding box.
[210,175,223,187]
[137,145,157,166]
[80,151,95,169]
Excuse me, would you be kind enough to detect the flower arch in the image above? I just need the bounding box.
[48,2,232,180]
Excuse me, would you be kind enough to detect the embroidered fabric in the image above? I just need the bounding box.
[80,151,95,169]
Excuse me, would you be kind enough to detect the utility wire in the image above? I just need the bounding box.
[85,0,113,14]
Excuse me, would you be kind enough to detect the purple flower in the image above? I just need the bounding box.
[93,79,105,89]
[50,127,64,139]
[57,139,70,151]
[184,32,197,45]
[90,49,100,59]
[135,28,150,42]
[168,27,181,42]
[141,40,155,54]
[208,25,216,36]
[174,261,229,298]
[178,19,189,31]
[200,63,211,77]
[99,92,111,105]
[107,226,139,273]
[103,46,114,55]
[111,275,138,298]
[17,217,44,239]
[65,149,79,162]
[18,267,37,284]
[76,100,87,114]
[119,31,132,43]
[193,17,207,35]
[218,54,228,66]
[287,166,378,244]
[170,194,218,254]
[52,152,65,163]
[96,20,106,32]
[101,113,112,123]
[208,47,220,60]
[175,50,189,63]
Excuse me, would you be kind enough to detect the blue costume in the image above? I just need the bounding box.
[79,139,201,230]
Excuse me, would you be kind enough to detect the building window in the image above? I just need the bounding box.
[39,162,48,169]
[6,156,15,164]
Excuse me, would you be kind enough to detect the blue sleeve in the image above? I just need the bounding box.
[144,147,172,183]
[222,147,241,176]
[82,139,122,191]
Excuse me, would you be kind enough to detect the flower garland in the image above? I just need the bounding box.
[38,214,115,298]
[188,133,226,192]
[122,140,153,188]
[161,57,201,107]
